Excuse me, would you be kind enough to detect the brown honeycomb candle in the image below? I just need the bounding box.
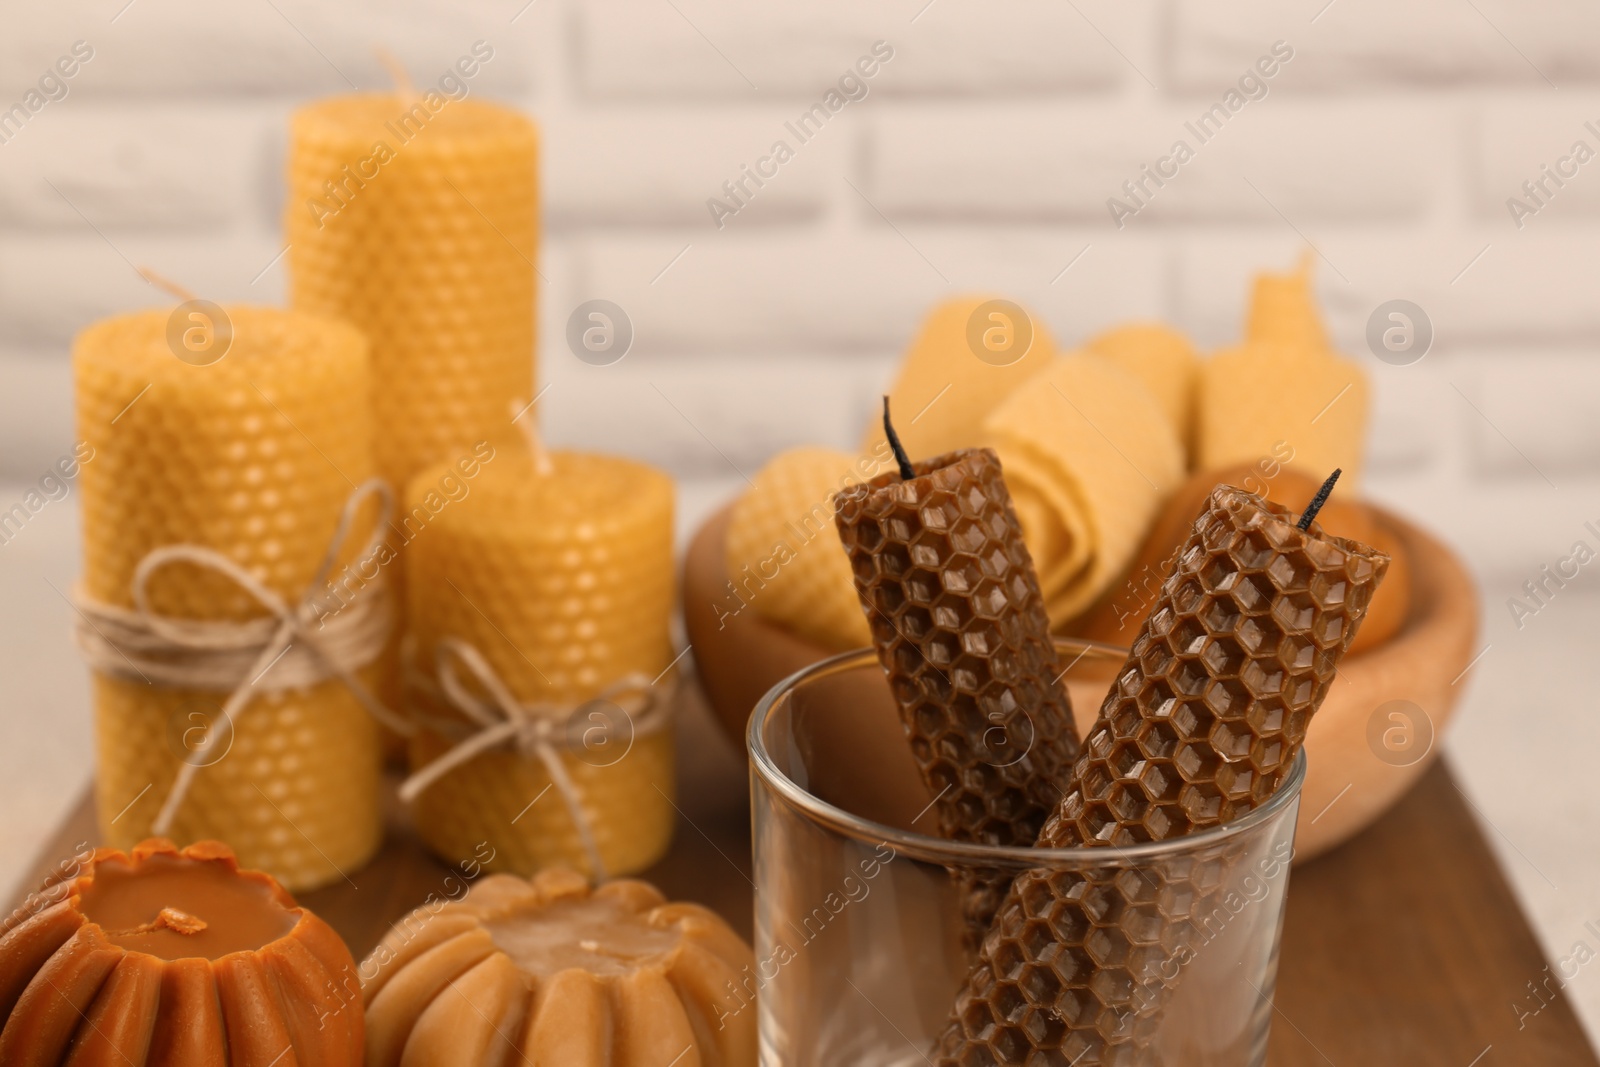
[936,477,1389,1066]
[834,402,1081,944]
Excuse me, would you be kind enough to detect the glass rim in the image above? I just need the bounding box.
[747,638,1308,867]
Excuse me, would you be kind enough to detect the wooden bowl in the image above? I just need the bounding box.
[684,502,1479,860]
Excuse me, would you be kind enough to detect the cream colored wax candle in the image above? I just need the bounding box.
[402,436,678,879]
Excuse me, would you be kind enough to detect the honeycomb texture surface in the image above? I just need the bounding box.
[936,487,1389,1065]
[404,449,678,878]
[361,868,757,1066]
[835,448,1081,943]
[287,94,536,490]
[74,307,384,892]
[725,445,882,652]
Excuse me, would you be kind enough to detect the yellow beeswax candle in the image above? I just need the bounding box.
[74,306,384,892]
[286,92,537,490]
[403,441,678,879]
[1198,255,1371,485]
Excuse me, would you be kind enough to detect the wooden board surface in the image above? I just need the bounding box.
[13,685,1595,1066]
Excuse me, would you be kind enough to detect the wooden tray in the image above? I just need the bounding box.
[682,502,1480,860]
[10,681,1597,1065]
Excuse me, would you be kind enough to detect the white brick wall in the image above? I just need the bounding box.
[0,0,1595,564]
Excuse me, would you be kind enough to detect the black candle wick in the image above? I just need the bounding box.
[882,396,916,481]
[1297,468,1342,530]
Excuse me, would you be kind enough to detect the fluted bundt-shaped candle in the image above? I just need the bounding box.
[361,868,757,1067]
[0,838,362,1065]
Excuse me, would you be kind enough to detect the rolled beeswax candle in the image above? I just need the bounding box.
[75,306,384,892]
[287,93,537,490]
[361,868,756,1067]
[0,838,362,1066]
[936,483,1389,1065]
[834,438,1080,945]
[404,444,678,879]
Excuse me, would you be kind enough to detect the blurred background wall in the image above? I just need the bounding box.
[2,0,1599,1031]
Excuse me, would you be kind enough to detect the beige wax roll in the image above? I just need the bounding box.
[1198,255,1371,486]
[863,296,1056,460]
[1086,322,1200,459]
[1248,250,1329,351]
[982,352,1184,625]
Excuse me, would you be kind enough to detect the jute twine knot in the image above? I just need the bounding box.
[399,638,674,882]
[71,479,411,834]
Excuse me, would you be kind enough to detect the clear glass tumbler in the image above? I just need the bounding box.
[747,640,1305,1067]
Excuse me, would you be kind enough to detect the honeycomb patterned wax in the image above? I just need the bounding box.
[404,446,677,880]
[1198,256,1371,487]
[725,446,890,651]
[834,447,1080,945]
[74,306,384,892]
[863,297,1057,461]
[936,486,1389,1065]
[287,93,537,491]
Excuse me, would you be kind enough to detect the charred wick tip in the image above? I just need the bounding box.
[883,396,916,481]
[1297,468,1342,531]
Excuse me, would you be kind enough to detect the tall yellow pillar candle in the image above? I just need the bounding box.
[403,441,678,879]
[74,306,385,891]
[286,91,537,490]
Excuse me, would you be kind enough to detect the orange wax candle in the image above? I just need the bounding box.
[74,306,385,891]
[402,441,678,879]
[286,93,538,491]
[0,839,362,1065]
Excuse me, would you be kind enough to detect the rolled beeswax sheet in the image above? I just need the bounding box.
[982,352,1184,626]
[1196,342,1370,488]
[1246,251,1328,352]
[725,446,890,652]
[863,296,1056,460]
[1086,322,1200,459]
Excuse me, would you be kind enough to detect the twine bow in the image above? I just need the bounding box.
[71,479,412,834]
[398,638,674,882]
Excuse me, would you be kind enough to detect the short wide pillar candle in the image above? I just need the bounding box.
[286,93,538,491]
[404,446,678,879]
[73,306,385,892]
